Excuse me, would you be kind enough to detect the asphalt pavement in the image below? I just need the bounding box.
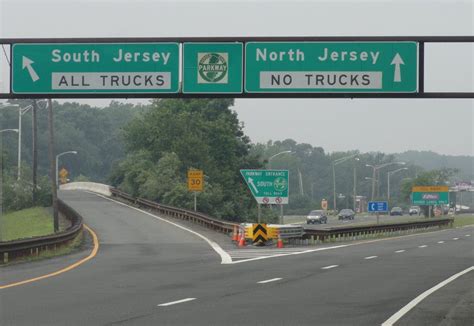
[0,190,472,325]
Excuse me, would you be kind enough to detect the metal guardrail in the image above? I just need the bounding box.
[111,188,455,244]
[303,218,454,243]
[0,200,84,264]
[110,188,238,234]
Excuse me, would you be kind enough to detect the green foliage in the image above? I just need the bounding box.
[112,99,263,221]
[1,100,147,183]
[73,174,91,182]
[2,168,52,212]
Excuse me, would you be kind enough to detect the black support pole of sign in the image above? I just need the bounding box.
[418,42,425,94]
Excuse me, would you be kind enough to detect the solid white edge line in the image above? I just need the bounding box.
[322,265,339,270]
[364,256,378,260]
[90,193,233,265]
[257,278,283,284]
[381,266,474,326]
[158,298,196,307]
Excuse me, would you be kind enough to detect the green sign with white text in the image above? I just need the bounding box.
[245,42,418,93]
[240,169,289,204]
[412,192,449,206]
[12,43,180,94]
[182,42,243,93]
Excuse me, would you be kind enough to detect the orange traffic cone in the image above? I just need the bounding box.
[232,225,239,242]
[238,231,246,247]
[277,234,284,248]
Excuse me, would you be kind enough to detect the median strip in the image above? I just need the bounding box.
[157,298,196,307]
[257,278,283,284]
[321,265,339,270]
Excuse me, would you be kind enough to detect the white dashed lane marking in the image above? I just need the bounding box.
[257,278,283,284]
[158,298,196,307]
[395,250,406,253]
[322,265,339,270]
[453,238,459,240]
[364,256,378,260]
[465,234,470,237]
[438,241,445,244]
[418,245,427,248]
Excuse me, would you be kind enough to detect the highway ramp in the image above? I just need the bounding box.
[0,190,472,325]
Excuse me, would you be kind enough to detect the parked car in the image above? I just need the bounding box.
[306,210,328,224]
[338,209,355,220]
[409,206,420,216]
[390,207,403,216]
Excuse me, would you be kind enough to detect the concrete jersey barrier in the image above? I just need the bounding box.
[60,182,111,197]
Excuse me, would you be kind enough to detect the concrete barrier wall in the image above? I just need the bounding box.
[60,182,111,197]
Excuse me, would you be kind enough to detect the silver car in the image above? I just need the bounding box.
[306,210,328,224]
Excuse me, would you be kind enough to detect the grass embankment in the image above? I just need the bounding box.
[1,207,54,241]
[453,214,474,227]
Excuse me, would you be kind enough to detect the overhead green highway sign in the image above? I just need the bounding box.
[245,42,418,93]
[240,169,289,204]
[12,43,180,94]
[182,42,243,94]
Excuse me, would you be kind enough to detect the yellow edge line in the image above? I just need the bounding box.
[0,224,99,290]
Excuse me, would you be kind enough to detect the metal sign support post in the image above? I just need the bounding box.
[429,206,432,218]
[257,204,261,223]
[194,192,197,212]
[377,212,380,225]
[280,204,283,225]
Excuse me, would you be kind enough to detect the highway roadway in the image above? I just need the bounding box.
[0,190,472,325]
[285,213,447,230]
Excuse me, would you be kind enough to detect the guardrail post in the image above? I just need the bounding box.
[3,252,8,264]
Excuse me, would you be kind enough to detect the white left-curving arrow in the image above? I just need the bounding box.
[22,56,40,82]
[390,53,404,82]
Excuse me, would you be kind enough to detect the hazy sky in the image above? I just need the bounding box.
[0,0,473,156]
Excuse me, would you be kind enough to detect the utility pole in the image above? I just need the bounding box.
[47,99,58,232]
[332,163,336,211]
[32,100,38,203]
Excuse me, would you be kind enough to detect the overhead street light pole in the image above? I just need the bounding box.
[387,167,408,204]
[332,153,358,212]
[366,162,405,200]
[267,150,293,225]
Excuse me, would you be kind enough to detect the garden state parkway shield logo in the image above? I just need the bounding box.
[197,52,228,84]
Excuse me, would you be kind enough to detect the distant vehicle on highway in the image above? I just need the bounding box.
[338,209,355,220]
[306,210,328,224]
[390,207,403,216]
[409,206,420,216]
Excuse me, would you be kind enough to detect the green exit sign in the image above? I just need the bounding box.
[12,43,180,94]
[245,42,418,93]
[240,169,289,204]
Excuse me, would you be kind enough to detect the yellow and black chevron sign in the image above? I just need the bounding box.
[252,223,268,244]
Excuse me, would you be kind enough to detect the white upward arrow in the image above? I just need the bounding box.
[390,53,404,82]
[22,56,40,82]
[248,177,259,194]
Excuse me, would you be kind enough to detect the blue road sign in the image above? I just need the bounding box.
[368,201,388,212]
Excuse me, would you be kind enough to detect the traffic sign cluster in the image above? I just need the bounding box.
[12,41,418,95]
